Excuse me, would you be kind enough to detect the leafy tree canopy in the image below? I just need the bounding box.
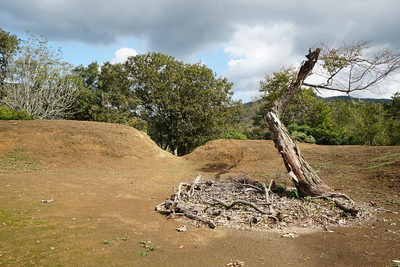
[71,61,147,130]
[124,52,242,155]
[0,28,19,90]
[71,52,242,155]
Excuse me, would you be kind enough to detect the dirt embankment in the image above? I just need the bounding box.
[0,120,399,267]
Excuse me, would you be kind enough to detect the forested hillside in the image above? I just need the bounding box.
[241,92,400,146]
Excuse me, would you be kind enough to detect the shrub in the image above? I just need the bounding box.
[0,107,34,120]
[291,131,316,144]
[220,129,247,140]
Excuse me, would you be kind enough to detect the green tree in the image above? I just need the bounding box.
[70,62,102,121]
[331,99,392,146]
[70,61,147,131]
[1,33,81,119]
[384,93,400,145]
[259,67,295,109]
[257,67,348,144]
[239,100,267,140]
[0,29,19,94]
[254,67,295,140]
[384,92,400,121]
[98,62,146,130]
[125,52,242,155]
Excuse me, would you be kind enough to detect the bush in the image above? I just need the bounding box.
[291,131,316,144]
[287,123,315,143]
[220,129,247,140]
[0,107,34,120]
[123,117,148,132]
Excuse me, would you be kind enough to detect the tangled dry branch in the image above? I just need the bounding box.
[156,174,378,231]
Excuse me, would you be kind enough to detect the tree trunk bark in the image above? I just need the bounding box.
[265,48,335,197]
[265,111,334,196]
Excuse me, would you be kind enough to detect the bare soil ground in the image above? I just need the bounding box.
[0,120,399,267]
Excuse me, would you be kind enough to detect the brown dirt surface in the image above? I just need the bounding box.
[0,120,399,267]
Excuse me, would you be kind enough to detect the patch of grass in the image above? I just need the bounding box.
[33,220,50,226]
[0,207,116,266]
[0,210,32,227]
[103,234,130,245]
[140,240,161,256]
[289,190,300,199]
[0,147,43,172]
[117,234,130,241]
[313,162,334,170]
[0,209,72,265]
[366,152,400,171]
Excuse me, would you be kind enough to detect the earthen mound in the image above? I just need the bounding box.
[0,120,175,171]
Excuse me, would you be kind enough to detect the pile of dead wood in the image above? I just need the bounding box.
[156,174,377,231]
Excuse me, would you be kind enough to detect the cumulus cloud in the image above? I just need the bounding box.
[110,48,138,64]
[1,0,399,100]
[222,23,299,102]
[2,0,399,59]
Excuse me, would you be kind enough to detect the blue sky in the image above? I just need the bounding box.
[1,0,400,102]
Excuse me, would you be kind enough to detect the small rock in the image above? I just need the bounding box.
[282,232,298,238]
[226,260,244,266]
[176,226,187,232]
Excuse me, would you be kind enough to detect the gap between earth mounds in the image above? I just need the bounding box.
[156,173,381,232]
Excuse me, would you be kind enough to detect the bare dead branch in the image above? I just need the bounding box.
[333,199,359,216]
[173,212,216,229]
[206,197,273,215]
[273,48,321,116]
[307,40,400,94]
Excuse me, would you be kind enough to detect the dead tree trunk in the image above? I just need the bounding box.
[265,48,335,197]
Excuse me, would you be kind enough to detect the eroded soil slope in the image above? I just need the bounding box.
[0,120,399,267]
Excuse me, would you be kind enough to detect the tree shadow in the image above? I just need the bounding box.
[197,163,231,173]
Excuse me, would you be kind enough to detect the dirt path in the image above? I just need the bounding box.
[0,120,399,266]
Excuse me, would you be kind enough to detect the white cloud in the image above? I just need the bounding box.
[110,47,138,64]
[386,75,400,98]
[223,23,299,102]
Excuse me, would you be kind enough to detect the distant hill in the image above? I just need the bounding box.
[243,96,392,106]
[319,95,392,103]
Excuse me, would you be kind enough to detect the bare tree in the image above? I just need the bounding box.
[305,40,400,94]
[265,41,400,197]
[1,34,80,119]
